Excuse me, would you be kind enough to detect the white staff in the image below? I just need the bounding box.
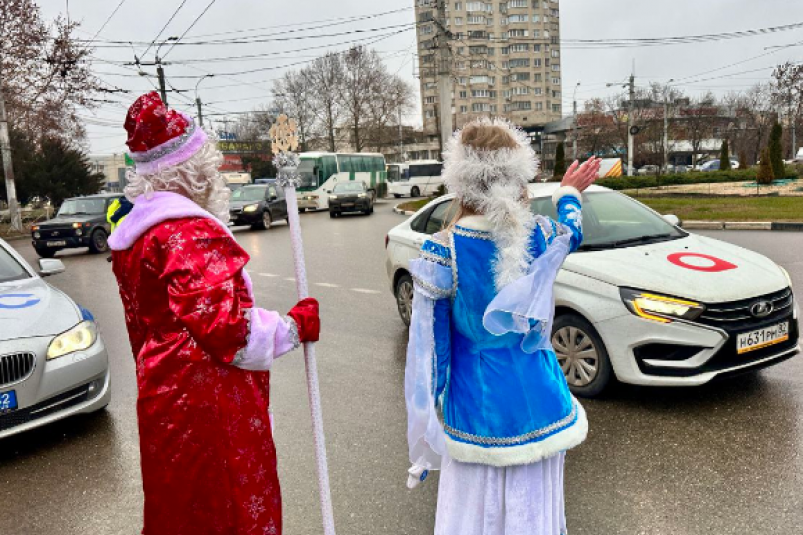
[270,115,336,535]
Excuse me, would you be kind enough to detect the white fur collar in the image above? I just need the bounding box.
[457,215,493,231]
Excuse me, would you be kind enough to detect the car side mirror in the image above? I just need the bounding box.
[663,214,680,227]
[38,258,65,277]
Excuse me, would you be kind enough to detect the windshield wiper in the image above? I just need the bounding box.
[578,233,678,252]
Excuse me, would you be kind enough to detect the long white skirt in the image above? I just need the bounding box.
[434,452,567,535]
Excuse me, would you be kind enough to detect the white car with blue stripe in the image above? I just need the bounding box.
[0,238,110,438]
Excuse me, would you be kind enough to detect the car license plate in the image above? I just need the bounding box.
[0,390,18,414]
[48,240,66,247]
[737,322,789,354]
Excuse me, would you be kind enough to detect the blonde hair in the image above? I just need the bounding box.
[125,138,231,223]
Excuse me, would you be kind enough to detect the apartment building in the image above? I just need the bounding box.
[415,0,562,135]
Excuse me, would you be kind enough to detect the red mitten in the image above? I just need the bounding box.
[287,297,320,343]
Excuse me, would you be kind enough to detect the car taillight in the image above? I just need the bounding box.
[385,235,389,249]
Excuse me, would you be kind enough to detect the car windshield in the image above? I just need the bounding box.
[333,183,364,193]
[231,186,267,202]
[57,198,106,216]
[530,191,685,250]
[0,245,29,283]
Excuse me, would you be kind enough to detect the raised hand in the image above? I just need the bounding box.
[561,156,601,193]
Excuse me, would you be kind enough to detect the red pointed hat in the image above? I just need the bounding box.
[124,92,208,175]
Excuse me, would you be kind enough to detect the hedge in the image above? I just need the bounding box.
[598,167,799,191]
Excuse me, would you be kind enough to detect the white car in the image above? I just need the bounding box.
[0,238,110,438]
[385,183,800,397]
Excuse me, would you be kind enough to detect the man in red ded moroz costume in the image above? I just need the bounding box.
[108,92,320,535]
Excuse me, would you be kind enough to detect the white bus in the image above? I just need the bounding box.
[296,152,387,211]
[387,160,444,198]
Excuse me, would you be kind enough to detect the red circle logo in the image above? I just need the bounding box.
[667,253,738,273]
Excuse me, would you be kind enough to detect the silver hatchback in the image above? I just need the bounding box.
[0,238,110,438]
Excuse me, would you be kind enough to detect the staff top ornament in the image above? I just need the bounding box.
[269,114,299,155]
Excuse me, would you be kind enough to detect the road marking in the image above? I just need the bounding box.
[351,288,381,295]
[257,273,278,278]
[284,277,296,282]
[315,282,340,288]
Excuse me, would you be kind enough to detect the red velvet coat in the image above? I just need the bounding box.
[112,216,283,535]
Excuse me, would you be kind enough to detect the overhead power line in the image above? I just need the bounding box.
[141,0,190,59]
[88,0,128,44]
[161,0,220,59]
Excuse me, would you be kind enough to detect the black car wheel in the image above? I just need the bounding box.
[394,194,402,198]
[35,247,57,258]
[395,273,414,326]
[299,208,306,213]
[411,186,421,198]
[89,229,109,254]
[551,314,613,398]
[253,211,272,230]
[329,211,338,218]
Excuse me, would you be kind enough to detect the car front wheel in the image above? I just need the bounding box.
[551,314,613,398]
[395,273,414,326]
[89,229,109,253]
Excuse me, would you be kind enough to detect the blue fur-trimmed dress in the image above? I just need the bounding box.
[404,193,587,535]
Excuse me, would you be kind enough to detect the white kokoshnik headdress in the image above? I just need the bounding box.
[443,118,541,290]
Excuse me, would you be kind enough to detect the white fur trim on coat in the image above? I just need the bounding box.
[444,402,588,468]
[551,186,582,207]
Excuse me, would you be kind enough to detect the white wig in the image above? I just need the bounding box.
[125,137,231,223]
[443,118,540,289]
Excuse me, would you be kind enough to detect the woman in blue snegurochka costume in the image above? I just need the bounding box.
[404,119,601,535]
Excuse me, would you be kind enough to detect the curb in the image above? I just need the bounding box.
[2,234,28,242]
[682,221,803,231]
[393,204,417,216]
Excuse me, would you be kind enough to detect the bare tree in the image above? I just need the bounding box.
[771,62,803,158]
[341,47,385,152]
[0,0,97,142]
[301,53,344,152]
[365,75,415,153]
[677,93,719,168]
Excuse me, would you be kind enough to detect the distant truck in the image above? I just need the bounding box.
[222,172,252,191]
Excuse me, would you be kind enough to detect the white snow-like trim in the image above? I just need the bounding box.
[444,402,588,468]
[457,215,493,231]
[551,186,582,207]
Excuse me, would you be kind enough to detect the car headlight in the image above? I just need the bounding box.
[34,231,41,239]
[358,193,367,198]
[620,288,705,324]
[329,195,338,201]
[72,222,82,229]
[47,321,98,360]
[243,204,259,213]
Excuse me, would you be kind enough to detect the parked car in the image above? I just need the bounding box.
[0,238,110,439]
[229,181,289,230]
[385,183,799,397]
[328,181,374,217]
[637,165,660,176]
[31,193,122,258]
[700,159,739,172]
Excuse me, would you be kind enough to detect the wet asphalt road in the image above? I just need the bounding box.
[1,202,802,535]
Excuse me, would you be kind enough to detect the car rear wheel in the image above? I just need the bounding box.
[89,229,109,254]
[552,314,613,398]
[35,247,57,258]
[395,273,414,326]
[411,186,421,198]
[329,211,338,218]
[394,194,402,198]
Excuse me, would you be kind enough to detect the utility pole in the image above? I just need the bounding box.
[663,79,674,172]
[627,73,636,177]
[156,59,168,106]
[572,82,580,160]
[196,97,204,127]
[434,0,453,153]
[0,71,22,232]
[398,106,404,163]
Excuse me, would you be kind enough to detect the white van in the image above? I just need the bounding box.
[387,161,444,198]
[222,172,252,191]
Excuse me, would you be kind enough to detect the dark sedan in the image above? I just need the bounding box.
[229,182,289,230]
[328,182,374,218]
[31,194,122,258]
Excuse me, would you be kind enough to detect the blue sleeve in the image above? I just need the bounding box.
[556,196,583,253]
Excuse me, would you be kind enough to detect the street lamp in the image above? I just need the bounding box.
[195,75,215,128]
[572,81,581,159]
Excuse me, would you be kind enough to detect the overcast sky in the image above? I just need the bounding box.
[38,0,803,155]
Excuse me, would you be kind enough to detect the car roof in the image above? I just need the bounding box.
[425,183,610,205]
[64,193,122,200]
